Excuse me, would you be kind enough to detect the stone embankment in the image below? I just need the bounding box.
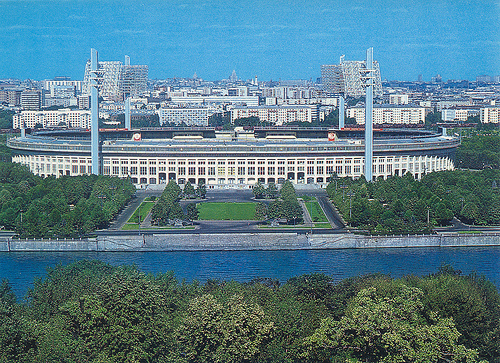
[1,232,500,252]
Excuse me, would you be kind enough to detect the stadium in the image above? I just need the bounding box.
[7,127,459,188]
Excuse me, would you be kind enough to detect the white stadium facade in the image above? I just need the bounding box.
[7,127,459,188]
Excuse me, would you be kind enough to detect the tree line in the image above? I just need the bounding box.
[327,169,500,234]
[0,162,135,237]
[0,260,498,362]
[150,180,205,225]
[253,181,303,224]
[456,133,500,170]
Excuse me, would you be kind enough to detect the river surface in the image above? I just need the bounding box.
[1,247,499,299]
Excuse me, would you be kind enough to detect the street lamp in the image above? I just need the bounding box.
[331,173,339,191]
[347,191,355,227]
[340,184,348,202]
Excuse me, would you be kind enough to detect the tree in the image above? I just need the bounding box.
[254,202,267,220]
[252,181,266,199]
[304,284,480,363]
[183,181,196,199]
[177,294,274,363]
[186,203,199,221]
[266,183,278,199]
[196,181,207,199]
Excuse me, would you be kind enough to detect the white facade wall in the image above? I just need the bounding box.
[347,106,425,125]
[13,153,454,186]
[170,96,259,106]
[157,108,216,126]
[389,94,409,105]
[441,109,469,122]
[13,110,91,129]
[231,106,314,125]
[480,107,500,123]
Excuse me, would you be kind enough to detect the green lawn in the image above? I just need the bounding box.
[197,202,256,220]
[305,200,329,223]
[126,201,155,224]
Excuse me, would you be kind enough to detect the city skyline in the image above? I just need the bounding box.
[0,0,499,82]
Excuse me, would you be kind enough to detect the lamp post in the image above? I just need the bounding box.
[332,173,339,191]
[347,191,355,227]
[340,184,348,202]
[138,203,141,235]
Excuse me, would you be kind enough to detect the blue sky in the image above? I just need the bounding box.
[0,0,499,82]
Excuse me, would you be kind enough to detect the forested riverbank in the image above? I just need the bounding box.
[1,260,499,362]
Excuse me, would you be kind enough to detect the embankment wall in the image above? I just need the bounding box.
[1,232,499,252]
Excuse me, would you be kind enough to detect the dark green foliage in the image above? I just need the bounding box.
[457,134,500,170]
[254,202,267,220]
[327,169,500,234]
[0,110,14,129]
[151,180,185,225]
[186,202,199,221]
[182,180,196,198]
[1,262,498,362]
[252,181,266,199]
[264,181,303,223]
[0,164,135,237]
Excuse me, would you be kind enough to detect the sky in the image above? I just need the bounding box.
[0,0,499,82]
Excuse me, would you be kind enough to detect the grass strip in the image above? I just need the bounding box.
[197,202,256,220]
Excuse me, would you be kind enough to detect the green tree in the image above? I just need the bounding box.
[186,203,199,221]
[196,181,207,199]
[254,202,267,220]
[252,181,266,199]
[183,181,196,199]
[177,294,274,363]
[304,284,480,363]
[266,183,278,199]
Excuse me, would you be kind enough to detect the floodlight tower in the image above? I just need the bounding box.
[363,47,375,182]
[124,55,131,129]
[90,48,102,175]
[338,56,345,129]
[339,94,345,129]
[125,97,131,129]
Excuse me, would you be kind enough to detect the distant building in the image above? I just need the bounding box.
[347,104,425,125]
[157,107,217,126]
[43,79,82,94]
[441,107,479,122]
[13,109,91,129]
[169,95,259,106]
[0,89,22,106]
[230,105,316,125]
[480,107,500,123]
[321,55,382,97]
[20,90,42,111]
[389,94,409,105]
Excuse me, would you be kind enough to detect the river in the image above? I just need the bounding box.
[1,246,499,299]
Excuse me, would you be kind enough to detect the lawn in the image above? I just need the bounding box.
[197,202,257,220]
[126,201,155,224]
[305,200,329,223]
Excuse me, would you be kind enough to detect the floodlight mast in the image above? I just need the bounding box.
[364,47,374,182]
[90,48,100,175]
[339,94,345,129]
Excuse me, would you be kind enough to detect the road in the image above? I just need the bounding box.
[95,186,347,236]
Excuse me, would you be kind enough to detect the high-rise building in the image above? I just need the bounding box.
[321,55,382,97]
[20,90,42,110]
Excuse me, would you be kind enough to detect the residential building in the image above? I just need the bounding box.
[347,104,426,125]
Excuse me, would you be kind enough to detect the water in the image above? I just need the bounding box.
[1,247,500,299]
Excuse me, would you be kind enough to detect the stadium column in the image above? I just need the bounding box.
[125,97,131,129]
[364,47,374,182]
[91,48,99,175]
[339,95,345,129]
